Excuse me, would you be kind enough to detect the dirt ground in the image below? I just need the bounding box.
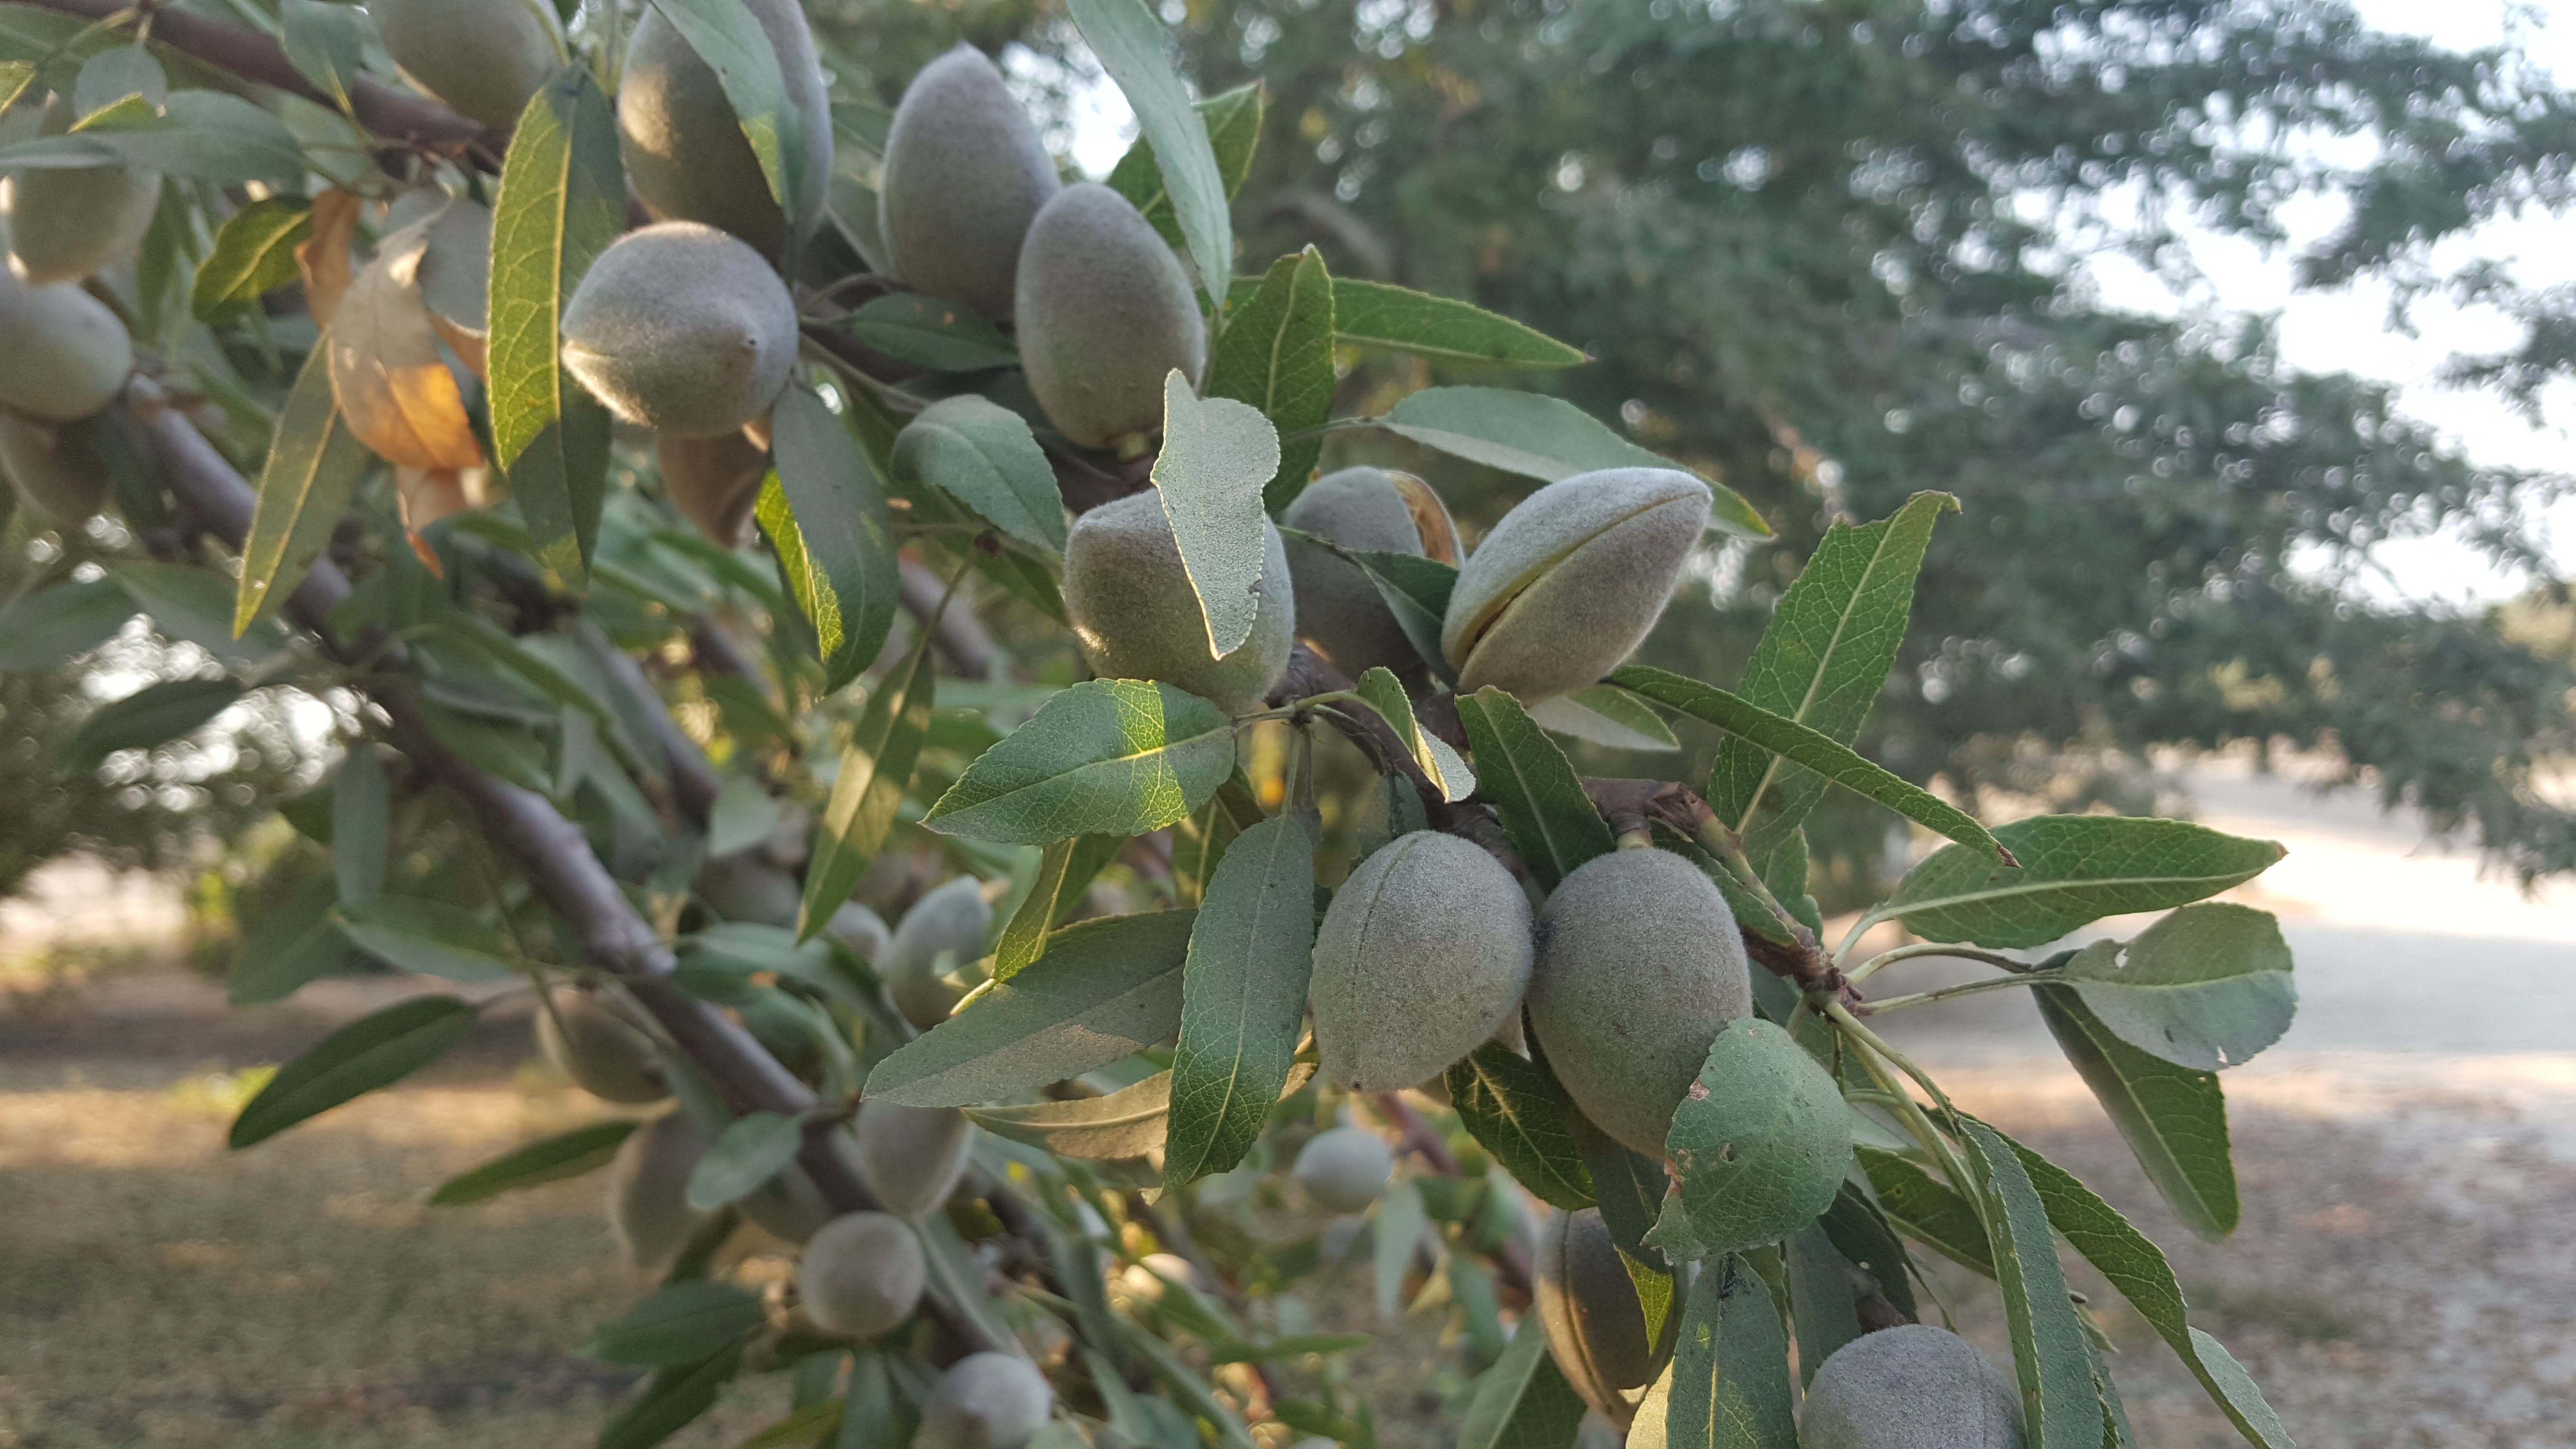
[5,968,2574,1449]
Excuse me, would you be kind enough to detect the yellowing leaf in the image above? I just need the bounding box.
[294,188,361,328]
[328,228,484,471]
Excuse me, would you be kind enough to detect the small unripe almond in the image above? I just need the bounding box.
[1528,848,1751,1156]
[1534,1208,1665,1415]
[1291,1126,1393,1214]
[1281,467,1461,679]
[1060,489,1296,715]
[881,875,993,1029]
[536,987,668,1104]
[1442,468,1712,703]
[1310,831,1534,1093]
[618,0,832,257]
[606,1111,710,1271]
[657,428,769,548]
[879,46,1060,323]
[370,0,562,131]
[694,851,802,930]
[5,97,161,285]
[561,222,797,439]
[1014,183,1206,451]
[826,901,890,962]
[917,1352,1054,1449]
[1800,1325,2026,1449]
[0,267,129,421]
[797,1210,927,1338]
[854,1101,976,1219]
[0,408,108,525]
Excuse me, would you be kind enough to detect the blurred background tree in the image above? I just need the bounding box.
[806,0,2576,907]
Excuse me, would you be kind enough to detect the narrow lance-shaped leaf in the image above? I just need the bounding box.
[798,638,935,941]
[1452,688,1613,891]
[891,395,1067,553]
[429,1119,642,1206]
[1665,1255,1799,1449]
[1206,246,1334,513]
[0,578,135,672]
[488,65,620,578]
[766,387,902,692]
[1106,82,1262,251]
[1330,278,1587,370]
[597,1342,744,1449]
[582,1280,768,1367]
[1351,666,1475,802]
[1380,387,1768,537]
[971,1070,1174,1160]
[234,340,373,633]
[193,195,312,321]
[1614,666,2012,865]
[1154,372,1282,659]
[1444,1040,1594,1211]
[1856,1145,1994,1276]
[1961,1120,2101,1449]
[1067,0,1233,294]
[686,1111,806,1210]
[2059,902,2297,1070]
[67,677,243,771]
[1974,1119,2291,1449]
[843,291,1017,371]
[1454,1319,1588,1449]
[864,910,1198,1107]
[2034,985,2239,1241]
[230,996,480,1148]
[1883,815,2286,950]
[992,833,1123,980]
[922,680,1238,845]
[1164,814,1317,1188]
[1708,492,1955,849]
[1785,1225,1864,1388]
[332,747,387,908]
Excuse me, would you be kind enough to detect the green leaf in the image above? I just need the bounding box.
[2060,903,2296,1070]
[42,91,306,183]
[1163,814,1317,1187]
[922,679,1237,845]
[991,833,1123,980]
[1817,1180,1918,1320]
[646,0,811,237]
[598,1341,743,1449]
[1665,1255,1799,1449]
[429,1119,642,1206]
[1152,371,1283,658]
[1961,1121,2101,1449]
[68,677,242,770]
[914,1213,1025,1368]
[280,0,367,106]
[331,748,386,908]
[739,1399,844,1449]
[1207,246,1334,513]
[1648,1018,1851,1261]
[234,338,373,633]
[1454,1320,1588,1449]
[119,562,289,665]
[1372,1177,1425,1319]
[228,875,363,1007]
[1855,1145,1993,1276]
[1070,0,1233,293]
[1106,81,1261,254]
[766,387,902,692]
[1784,1226,1862,1388]
[0,577,134,671]
[1525,686,1680,753]
[863,910,1197,1107]
[71,48,163,114]
[1329,279,1586,370]
[1444,1041,1594,1211]
[2034,985,2239,1240]
[1707,492,1955,849]
[584,1280,768,1367]
[1379,388,1768,536]
[969,1069,1172,1159]
[891,394,1067,553]
[797,639,934,940]
[685,1110,805,1210]
[705,777,780,859]
[1451,688,1613,891]
[489,64,621,578]
[1883,815,2286,950]
[843,291,1017,371]
[192,195,311,321]
[1980,1123,2289,1449]
[1612,666,2011,864]
[229,996,479,1148]
[1351,666,1475,801]
[335,896,517,982]
[1276,527,1457,680]
[0,59,31,113]
[1572,1112,1670,1276]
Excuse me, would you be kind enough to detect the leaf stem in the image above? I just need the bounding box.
[1846,941,2032,987]
[1861,972,2070,1015]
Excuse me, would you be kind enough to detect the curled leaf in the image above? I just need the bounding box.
[328,226,484,471]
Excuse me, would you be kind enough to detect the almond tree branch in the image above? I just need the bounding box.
[130,397,1011,1355]
[25,0,507,161]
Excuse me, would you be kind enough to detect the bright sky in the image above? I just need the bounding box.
[1050,0,2576,610]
